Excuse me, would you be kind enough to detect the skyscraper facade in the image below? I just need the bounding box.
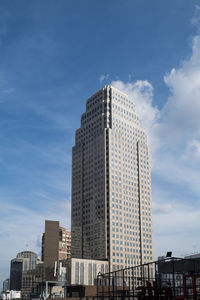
[71,85,153,271]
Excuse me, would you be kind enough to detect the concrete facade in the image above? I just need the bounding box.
[67,258,108,286]
[71,86,153,271]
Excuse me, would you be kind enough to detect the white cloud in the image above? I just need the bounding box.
[111,32,200,259]
[111,79,160,158]
[184,139,200,160]
[111,80,157,130]
[160,35,200,145]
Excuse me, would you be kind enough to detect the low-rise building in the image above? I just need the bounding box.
[2,290,21,300]
[2,278,10,292]
[67,258,109,286]
[185,253,200,259]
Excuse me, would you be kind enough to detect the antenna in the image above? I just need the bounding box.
[26,243,29,251]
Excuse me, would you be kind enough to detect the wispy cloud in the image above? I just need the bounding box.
[191,5,200,28]
[153,203,173,215]
[0,71,15,103]
[99,74,110,83]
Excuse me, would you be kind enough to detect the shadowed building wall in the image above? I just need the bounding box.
[42,220,59,280]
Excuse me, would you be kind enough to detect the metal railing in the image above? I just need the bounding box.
[97,257,200,299]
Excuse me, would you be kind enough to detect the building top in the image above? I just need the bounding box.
[11,258,23,264]
[16,251,37,258]
[86,85,136,109]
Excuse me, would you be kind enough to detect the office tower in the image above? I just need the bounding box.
[71,85,153,270]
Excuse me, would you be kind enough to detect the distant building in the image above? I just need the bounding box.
[42,220,59,281]
[29,261,44,299]
[41,220,71,281]
[10,259,23,291]
[16,251,37,271]
[185,253,200,259]
[158,256,166,260]
[9,251,38,300]
[2,290,21,300]
[2,278,10,292]
[21,260,43,300]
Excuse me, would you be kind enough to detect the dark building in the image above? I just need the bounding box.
[10,258,23,290]
[41,220,71,281]
[42,220,59,281]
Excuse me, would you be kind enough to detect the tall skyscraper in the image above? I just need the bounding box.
[71,85,153,271]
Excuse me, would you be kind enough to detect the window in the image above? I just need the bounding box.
[88,264,92,285]
[80,263,84,284]
[93,264,97,283]
[75,262,79,284]
[101,264,104,274]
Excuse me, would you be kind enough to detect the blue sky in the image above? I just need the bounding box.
[1,0,200,288]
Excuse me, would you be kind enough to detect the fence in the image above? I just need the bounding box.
[97,257,200,299]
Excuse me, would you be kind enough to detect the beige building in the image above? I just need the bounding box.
[67,258,108,286]
[71,85,153,272]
